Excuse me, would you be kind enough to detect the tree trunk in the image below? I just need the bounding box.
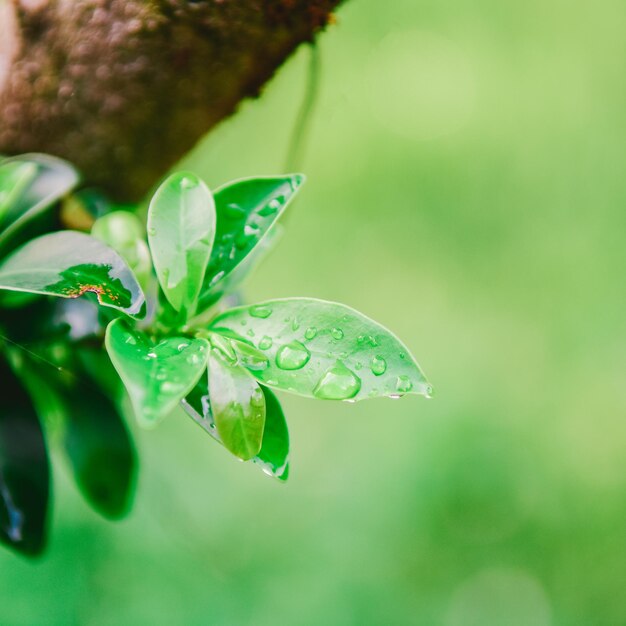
[0,0,342,201]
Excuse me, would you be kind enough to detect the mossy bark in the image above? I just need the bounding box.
[0,0,342,200]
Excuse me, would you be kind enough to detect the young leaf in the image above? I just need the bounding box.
[182,371,288,480]
[147,172,216,316]
[0,359,50,556]
[198,175,304,306]
[0,161,37,225]
[210,298,432,401]
[0,154,80,250]
[91,210,152,291]
[105,318,210,427]
[207,349,266,461]
[0,231,146,317]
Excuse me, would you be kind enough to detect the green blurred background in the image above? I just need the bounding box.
[2,0,626,623]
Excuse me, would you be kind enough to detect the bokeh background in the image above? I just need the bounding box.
[2,0,626,623]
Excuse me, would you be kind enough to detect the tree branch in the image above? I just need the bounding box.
[0,0,343,200]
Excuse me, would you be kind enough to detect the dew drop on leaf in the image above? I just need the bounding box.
[276,341,310,370]
[370,355,387,376]
[313,361,361,400]
[304,327,317,340]
[395,375,413,393]
[258,336,273,350]
[331,328,344,340]
[250,305,272,319]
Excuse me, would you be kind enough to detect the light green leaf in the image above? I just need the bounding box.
[210,298,432,401]
[207,349,266,461]
[182,367,288,479]
[0,154,80,249]
[197,175,304,307]
[91,210,152,291]
[0,161,37,225]
[105,318,210,427]
[147,172,216,316]
[0,231,145,316]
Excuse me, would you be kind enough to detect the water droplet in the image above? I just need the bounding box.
[147,352,157,359]
[187,353,202,365]
[246,329,255,337]
[399,352,406,359]
[177,342,189,351]
[258,336,273,350]
[180,176,196,190]
[343,399,356,404]
[395,375,413,393]
[147,227,156,237]
[331,328,344,340]
[424,384,434,399]
[258,198,281,217]
[225,203,246,219]
[370,355,387,376]
[250,387,265,408]
[125,336,137,345]
[276,341,310,370]
[389,394,402,400]
[162,381,180,393]
[304,327,317,340]
[354,362,362,370]
[291,316,301,331]
[313,361,361,400]
[250,305,272,319]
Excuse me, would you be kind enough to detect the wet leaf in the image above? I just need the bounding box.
[148,172,215,316]
[0,154,79,250]
[105,318,209,427]
[207,349,266,461]
[182,370,288,479]
[0,359,50,556]
[0,231,146,317]
[197,175,303,308]
[210,298,431,401]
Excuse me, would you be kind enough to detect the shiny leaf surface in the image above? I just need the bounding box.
[182,371,288,479]
[148,172,215,316]
[198,175,303,306]
[0,154,79,249]
[0,161,37,226]
[105,318,209,427]
[0,359,50,556]
[207,349,266,461]
[0,231,145,317]
[210,298,431,401]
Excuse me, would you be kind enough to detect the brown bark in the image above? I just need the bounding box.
[0,0,342,200]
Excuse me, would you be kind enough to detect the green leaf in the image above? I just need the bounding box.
[210,298,432,401]
[147,172,216,316]
[105,318,210,427]
[198,175,304,307]
[182,369,288,479]
[91,210,152,291]
[256,386,289,480]
[0,154,80,250]
[0,358,50,556]
[0,231,146,317]
[0,161,37,226]
[207,349,266,461]
[9,347,136,520]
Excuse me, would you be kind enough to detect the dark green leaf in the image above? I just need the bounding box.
[0,358,50,556]
[198,175,303,307]
[207,349,266,461]
[10,347,136,520]
[0,231,146,317]
[0,154,79,250]
[147,172,216,316]
[210,298,432,401]
[105,318,209,427]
